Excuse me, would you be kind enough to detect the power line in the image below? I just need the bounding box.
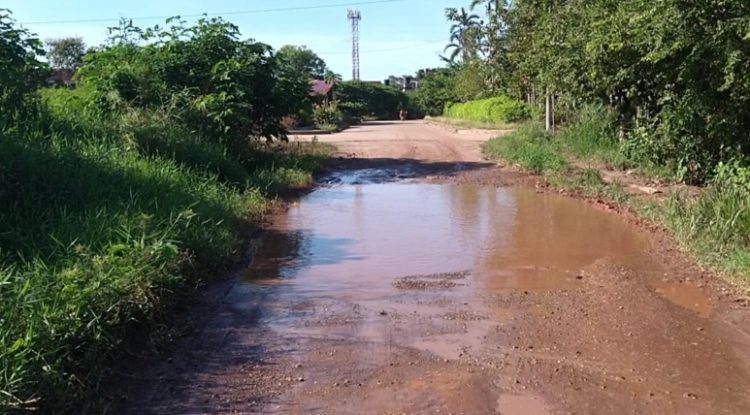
[21,0,413,25]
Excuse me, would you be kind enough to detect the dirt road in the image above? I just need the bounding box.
[116,121,750,414]
[305,120,505,162]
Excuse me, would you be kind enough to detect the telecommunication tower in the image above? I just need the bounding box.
[347,9,361,80]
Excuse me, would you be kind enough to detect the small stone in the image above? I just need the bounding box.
[684,392,698,399]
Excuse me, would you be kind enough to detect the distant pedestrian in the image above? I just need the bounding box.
[399,109,408,121]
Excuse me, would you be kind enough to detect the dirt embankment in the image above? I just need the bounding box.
[114,121,750,415]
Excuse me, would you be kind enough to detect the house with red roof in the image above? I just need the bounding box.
[309,80,335,106]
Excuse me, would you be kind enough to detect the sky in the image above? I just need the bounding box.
[6,0,471,81]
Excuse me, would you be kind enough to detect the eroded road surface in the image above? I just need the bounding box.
[119,121,750,414]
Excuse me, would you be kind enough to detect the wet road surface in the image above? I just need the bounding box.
[117,121,750,414]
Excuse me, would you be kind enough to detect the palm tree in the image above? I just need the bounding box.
[442,7,482,64]
[323,70,342,84]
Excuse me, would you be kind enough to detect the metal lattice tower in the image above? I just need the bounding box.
[347,9,361,80]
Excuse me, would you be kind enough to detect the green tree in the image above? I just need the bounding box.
[443,7,482,63]
[323,69,342,84]
[45,37,86,70]
[77,17,294,142]
[0,9,47,130]
[411,67,458,116]
[276,45,329,80]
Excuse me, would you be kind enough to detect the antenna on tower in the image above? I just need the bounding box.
[347,9,361,81]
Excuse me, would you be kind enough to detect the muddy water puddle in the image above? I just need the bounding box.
[241,176,657,366]
[229,172,749,413]
[652,281,713,317]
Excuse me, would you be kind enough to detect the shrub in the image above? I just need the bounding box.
[312,105,343,129]
[335,81,408,119]
[445,96,532,124]
[337,101,367,120]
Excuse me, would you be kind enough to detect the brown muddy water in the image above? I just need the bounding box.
[230,169,720,413]
[126,168,750,415]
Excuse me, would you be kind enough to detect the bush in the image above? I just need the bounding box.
[336,81,408,120]
[312,105,344,129]
[483,123,567,174]
[445,96,532,124]
[337,101,367,120]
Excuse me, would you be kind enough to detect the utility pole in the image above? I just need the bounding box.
[347,9,361,81]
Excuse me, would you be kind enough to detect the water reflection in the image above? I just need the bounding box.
[242,182,651,297]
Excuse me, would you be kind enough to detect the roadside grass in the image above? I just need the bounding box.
[482,111,750,287]
[556,105,625,168]
[0,110,333,412]
[661,187,750,284]
[482,122,567,174]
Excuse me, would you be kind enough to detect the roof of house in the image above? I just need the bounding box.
[309,79,334,96]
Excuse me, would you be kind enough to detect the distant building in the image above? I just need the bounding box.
[309,80,335,106]
[47,69,75,87]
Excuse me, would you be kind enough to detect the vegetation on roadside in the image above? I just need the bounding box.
[444,96,532,124]
[483,123,564,174]
[483,108,750,284]
[410,0,750,284]
[336,80,412,120]
[0,11,334,413]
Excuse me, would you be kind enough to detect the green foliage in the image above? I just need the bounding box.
[312,105,344,129]
[276,45,329,80]
[452,61,489,102]
[445,96,532,124]
[0,10,48,131]
[0,11,334,412]
[664,181,750,280]
[45,37,86,70]
[506,0,750,183]
[337,101,367,120]
[558,104,625,167]
[75,17,292,143]
[443,7,482,63]
[336,81,409,120]
[410,68,458,116]
[483,123,567,174]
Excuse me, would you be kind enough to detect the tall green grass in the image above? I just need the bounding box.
[0,99,332,412]
[557,104,624,166]
[662,162,750,280]
[483,122,567,174]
